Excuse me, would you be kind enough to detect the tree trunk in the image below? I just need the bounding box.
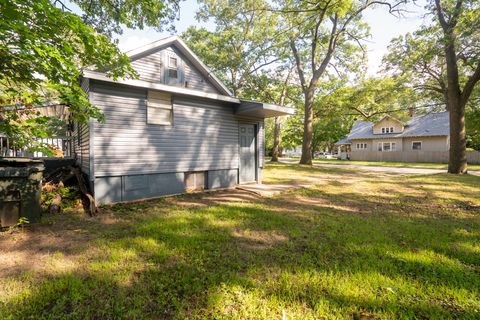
[443,32,467,174]
[271,116,281,162]
[448,100,467,173]
[300,87,315,165]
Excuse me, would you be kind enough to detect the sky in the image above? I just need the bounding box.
[72,0,431,75]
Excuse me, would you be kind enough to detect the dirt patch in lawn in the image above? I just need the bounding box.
[232,228,289,250]
[0,224,87,278]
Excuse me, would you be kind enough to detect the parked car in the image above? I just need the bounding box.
[314,152,336,159]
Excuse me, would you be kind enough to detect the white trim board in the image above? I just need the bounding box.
[83,70,240,104]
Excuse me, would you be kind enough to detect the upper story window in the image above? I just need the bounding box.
[382,127,394,134]
[356,143,367,150]
[169,56,177,68]
[168,56,178,79]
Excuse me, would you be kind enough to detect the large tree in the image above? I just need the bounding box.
[183,0,294,162]
[272,0,404,164]
[384,0,480,173]
[0,0,178,152]
[242,66,299,161]
[183,0,286,96]
[327,76,417,120]
[433,0,480,173]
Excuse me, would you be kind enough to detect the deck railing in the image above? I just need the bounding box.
[0,136,74,158]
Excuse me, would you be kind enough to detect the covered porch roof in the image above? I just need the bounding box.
[334,136,352,145]
[235,100,294,118]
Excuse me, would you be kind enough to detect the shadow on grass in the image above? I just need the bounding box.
[2,164,480,319]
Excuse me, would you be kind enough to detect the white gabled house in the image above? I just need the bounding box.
[335,112,452,162]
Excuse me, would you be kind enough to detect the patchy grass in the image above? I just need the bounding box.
[314,158,480,171]
[1,163,479,319]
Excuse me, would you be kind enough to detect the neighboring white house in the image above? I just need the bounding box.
[335,112,452,163]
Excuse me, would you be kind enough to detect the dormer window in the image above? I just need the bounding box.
[382,127,394,134]
[169,56,178,68]
[168,56,178,79]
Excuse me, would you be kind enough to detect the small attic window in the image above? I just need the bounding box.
[169,56,178,68]
[168,56,178,79]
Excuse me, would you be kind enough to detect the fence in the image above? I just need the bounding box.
[0,136,74,158]
[350,150,480,164]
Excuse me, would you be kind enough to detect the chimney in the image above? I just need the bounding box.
[408,107,415,117]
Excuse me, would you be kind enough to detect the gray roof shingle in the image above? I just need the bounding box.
[335,111,449,145]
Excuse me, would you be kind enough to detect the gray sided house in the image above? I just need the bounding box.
[335,112,452,163]
[75,36,293,204]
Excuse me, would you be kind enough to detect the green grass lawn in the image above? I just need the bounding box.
[310,158,480,171]
[1,163,479,319]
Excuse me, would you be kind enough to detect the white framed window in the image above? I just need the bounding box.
[382,128,385,134]
[167,55,178,79]
[378,142,396,152]
[356,143,367,150]
[169,56,178,68]
[147,90,173,125]
[412,141,422,150]
[390,127,394,133]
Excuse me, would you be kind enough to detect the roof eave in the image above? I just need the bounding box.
[349,134,449,140]
[83,70,240,104]
[236,100,294,118]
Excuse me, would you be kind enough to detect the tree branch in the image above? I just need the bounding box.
[461,63,480,106]
[434,0,450,31]
[290,40,307,91]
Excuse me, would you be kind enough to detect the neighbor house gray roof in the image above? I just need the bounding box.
[335,111,449,145]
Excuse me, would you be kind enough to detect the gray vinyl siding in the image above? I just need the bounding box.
[130,50,163,83]
[77,123,90,174]
[74,78,91,175]
[182,55,216,92]
[90,81,239,177]
[130,45,219,93]
[207,169,238,189]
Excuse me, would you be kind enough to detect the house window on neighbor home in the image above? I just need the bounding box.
[147,90,173,125]
[412,141,422,150]
[379,142,396,152]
